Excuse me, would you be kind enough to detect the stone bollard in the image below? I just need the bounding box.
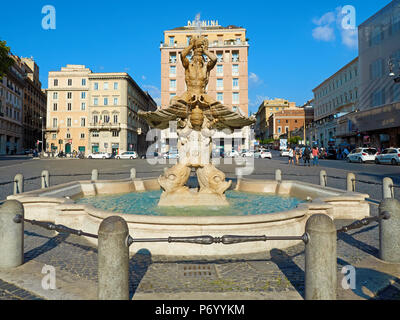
[0,200,24,268]
[275,169,282,182]
[13,174,24,195]
[305,214,337,300]
[130,168,136,179]
[347,173,356,192]
[91,169,99,181]
[320,170,327,187]
[383,177,394,199]
[41,170,50,189]
[98,216,130,300]
[379,198,400,263]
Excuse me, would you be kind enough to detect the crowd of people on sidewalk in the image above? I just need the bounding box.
[286,145,326,166]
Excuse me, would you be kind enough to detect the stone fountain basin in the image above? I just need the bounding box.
[8,177,370,256]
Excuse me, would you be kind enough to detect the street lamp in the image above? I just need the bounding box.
[388,58,400,83]
[39,116,44,155]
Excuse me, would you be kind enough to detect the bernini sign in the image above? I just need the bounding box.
[187,20,219,27]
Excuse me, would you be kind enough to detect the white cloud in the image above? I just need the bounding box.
[249,95,269,108]
[312,12,336,26]
[312,25,336,42]
[249,72,263,85]
[341,28,358,49]
[141,75,146,80]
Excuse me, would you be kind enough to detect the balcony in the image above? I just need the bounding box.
[45,127,60,133]
[89,122,121,131]
[161,40,248,49]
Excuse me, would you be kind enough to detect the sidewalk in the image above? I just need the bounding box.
[0,209,399,300]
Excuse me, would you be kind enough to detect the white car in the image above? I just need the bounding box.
[87,152,112,159]
[347,147,377,163]
[260,150,272,159]
[115,151,138,160]
[227,150,241,158]
[375,148,400,165]
[280,149,290,157]
[241,150,254,157]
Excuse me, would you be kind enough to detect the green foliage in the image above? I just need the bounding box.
[288,136,302,145]
[0,40,14,79]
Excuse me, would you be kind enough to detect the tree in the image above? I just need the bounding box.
[289,136,302,145]
[0,40,14,80]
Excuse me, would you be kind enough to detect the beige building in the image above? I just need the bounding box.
[0,55,25,155]
[255,98,296,141]
[45,65,156,156]
[160,21,251,153]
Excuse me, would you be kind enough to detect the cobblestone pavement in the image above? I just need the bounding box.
[0,206,399,300]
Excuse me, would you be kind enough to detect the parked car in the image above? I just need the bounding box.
[326,147,337,160]
[347,147,378,163]
[260,149,272,159]
[115,151,138,160]
[375,148,400,165]
[87,152,112,159]
[280,149,290,157]
[241,150,254,157]
[226,150,241,158]
[163,151,179,159]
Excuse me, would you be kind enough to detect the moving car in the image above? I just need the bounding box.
[227,150,241,158]
[260,149,272,159]
[87,152,112,159]
[375,148,400,165]
[347,147,377,163]
[280,149,290,157]
[163,151,179,159]
[115,151,138,160]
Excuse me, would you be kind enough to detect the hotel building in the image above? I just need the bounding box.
[160,20,251,153]
[45,65,156,156]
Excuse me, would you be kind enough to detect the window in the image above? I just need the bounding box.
[53,103,58,111]
[216,52,223,62]
[370,59,384,80]
[93,115,99,123]
[94,98,98,106]
[54,79,58,86]
[232,92,239,103]
[169,52,177,64]
[278,127,282,134]
[52,134,56,139]
[392,13,400,34]
[112,130,119,137]
[114,82,118,90]
[170,93,176,101]
[104,98,108,105]
[68,79,72,86]
[113,97,118,105]
[82,79,86,86]
[169,65,176,75]
[232,64,239,75]
[370,26,384,46]
[186,36,191,46]
[217,92,223,102]
[94,82,99,90]
[113,114,118,123]
[92,131,99,137]
[170,79,176,90]
[67,118,72,127]
[52,118,57,128]
[104,82,109,90]
[392,84,400,102]
[81,118,86,127]
[67,103,72,111]
[81,92,86,99]
[232,106,237,112]
[53,92,58,99]
[80,133,85,139]
[104,115,110,123]
[216,65,223,75]
[232,51,239,62]
[66,133,71,139]
[232,78,239,89]
[371,89,385,107]
[216,79,223,89]
[81,102,86,110]
[67,92,72,99]
[169,36,175,46]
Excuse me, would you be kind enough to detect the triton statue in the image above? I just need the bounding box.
[139,35,255,206]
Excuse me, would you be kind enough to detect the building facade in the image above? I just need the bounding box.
[0,55,25,155]
[339,0,400,149]
[21,57,47,151]
[268,107,314,140]
[160,21,251,154]
[255,98,296,141]
[88,73,157,156]
[45,65,156,156]
[311,57,359,147]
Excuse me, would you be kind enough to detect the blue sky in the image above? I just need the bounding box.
[0,0,392,114]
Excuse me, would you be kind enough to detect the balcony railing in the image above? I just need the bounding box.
[89,122,121,131]
[161,40,248,49]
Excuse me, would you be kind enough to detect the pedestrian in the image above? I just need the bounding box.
[295,146,301,165]
[303,146,311,166]
[312,146,319,166]
[288,147,294,165]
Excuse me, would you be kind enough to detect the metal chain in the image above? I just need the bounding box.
[337,211,390,233]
